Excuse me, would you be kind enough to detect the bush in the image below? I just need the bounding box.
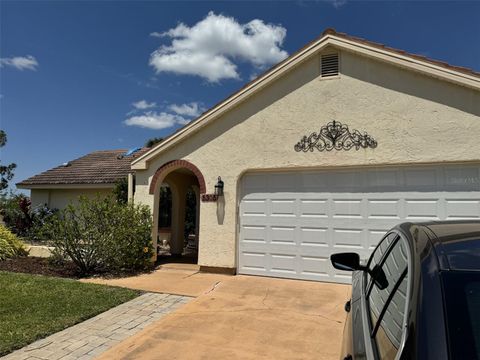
[43,196,153,274]
[0,194,57,242]
[0,225,28,261]
[112,177,128,204]
[0,194,33,237]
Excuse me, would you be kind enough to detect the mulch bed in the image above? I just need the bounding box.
[0,257,80,278]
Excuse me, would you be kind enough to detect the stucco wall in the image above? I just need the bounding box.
[31,188,113,210]
[134,49,480,269]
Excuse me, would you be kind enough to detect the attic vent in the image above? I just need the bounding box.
[321,53,339,77]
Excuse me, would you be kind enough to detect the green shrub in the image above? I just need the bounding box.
[0,225,28,261]
[112,177,128,204]
[0,194,33,237]
[43,196,153,274]
[0,194,56,242]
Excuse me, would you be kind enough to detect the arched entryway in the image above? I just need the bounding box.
[150,160,206,263]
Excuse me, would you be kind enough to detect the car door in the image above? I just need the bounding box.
[367,233,410,359]
[342,232,398,360]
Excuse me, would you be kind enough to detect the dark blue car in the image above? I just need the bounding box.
[331,221,480,360]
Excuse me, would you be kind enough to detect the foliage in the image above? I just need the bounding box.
[0,225,28,261]
[145,137,163,148]
[0,194,33,237]
[113,177,128,204]
[0,130,17,192]
[29,204,58,242]
[0,194,57,241]
[43,196,153,274]
[0,271,139,356]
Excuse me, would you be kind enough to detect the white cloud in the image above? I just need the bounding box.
[0,55,38,71]
[168,102,204,117]
[150,32,163,38]
[329,0,347,8]
[149,12,288,82]
[124,111,188,130]
[132,99,156,109]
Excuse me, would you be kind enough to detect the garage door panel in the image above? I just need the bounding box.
[332,199,363,218]
[299,199,328,218]
[241,199,267,217]
[270,226,296,244]
[445,198,480,219]
[367,199,401,219]
[270,254,297,274]
[240,225,266,243]
[239,165,480,283]
[241,251,267,272]
[332,228,363,249]
[299,227,329,246]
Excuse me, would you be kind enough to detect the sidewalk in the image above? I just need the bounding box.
[2,293,191,360]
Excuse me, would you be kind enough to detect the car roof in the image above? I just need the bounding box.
[402,220,480,272]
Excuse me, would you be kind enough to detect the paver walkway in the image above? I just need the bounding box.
[2,293,191,360]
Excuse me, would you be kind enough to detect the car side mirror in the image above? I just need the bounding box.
[330,252,389,290]
[331,253,363,271]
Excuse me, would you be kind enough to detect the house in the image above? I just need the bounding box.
[130,29,480,282]
[17,148,148,209]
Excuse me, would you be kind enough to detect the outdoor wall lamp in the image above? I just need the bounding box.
[214,176,224,196]
[201,176,224,202]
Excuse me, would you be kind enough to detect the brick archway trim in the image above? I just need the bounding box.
[149,160,207,195]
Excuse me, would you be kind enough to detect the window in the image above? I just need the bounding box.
[368,237,409,360]
[442,272,480,359]
[366,232,398,291]
[375,274,408,360]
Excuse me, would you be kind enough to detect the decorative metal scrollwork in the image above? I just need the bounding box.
[294,120,377,152]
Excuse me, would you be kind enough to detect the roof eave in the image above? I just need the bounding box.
[16,183,116,190]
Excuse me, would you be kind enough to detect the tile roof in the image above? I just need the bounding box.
[17,148,149,187]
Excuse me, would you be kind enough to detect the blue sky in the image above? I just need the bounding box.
[1,0,479,192]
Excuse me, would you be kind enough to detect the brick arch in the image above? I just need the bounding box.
[149,160,207,195]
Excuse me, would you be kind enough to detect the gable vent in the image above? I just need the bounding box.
[321,53,339,77]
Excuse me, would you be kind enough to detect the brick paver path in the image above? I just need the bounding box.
[2,293,191,360]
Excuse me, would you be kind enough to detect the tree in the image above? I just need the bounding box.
[113,177,128,204]
[145,137,163,148]
[0,130,16,192]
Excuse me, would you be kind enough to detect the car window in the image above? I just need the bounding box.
[375,273,408,360]
[442,272,480,359]
[368,237,409,358]
[366,232,398,291]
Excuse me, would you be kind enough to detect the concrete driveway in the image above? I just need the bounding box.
[97,275,349,360]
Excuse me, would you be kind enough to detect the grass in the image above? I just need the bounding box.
[0,271,140,356]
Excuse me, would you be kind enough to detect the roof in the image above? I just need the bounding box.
[17,148,149,188]
[131,28,480,170]
[325,29,479,78]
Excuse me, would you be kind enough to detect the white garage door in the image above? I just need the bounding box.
[238,165,480,283]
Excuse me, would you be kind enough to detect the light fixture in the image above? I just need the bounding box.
[214,176,224,196]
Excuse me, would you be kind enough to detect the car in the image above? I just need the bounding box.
[330,220,480,360]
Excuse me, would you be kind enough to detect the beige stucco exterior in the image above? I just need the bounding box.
[30,187,113,210]
[133,47,480,270]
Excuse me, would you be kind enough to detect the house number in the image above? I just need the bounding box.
[201,194,218,202]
